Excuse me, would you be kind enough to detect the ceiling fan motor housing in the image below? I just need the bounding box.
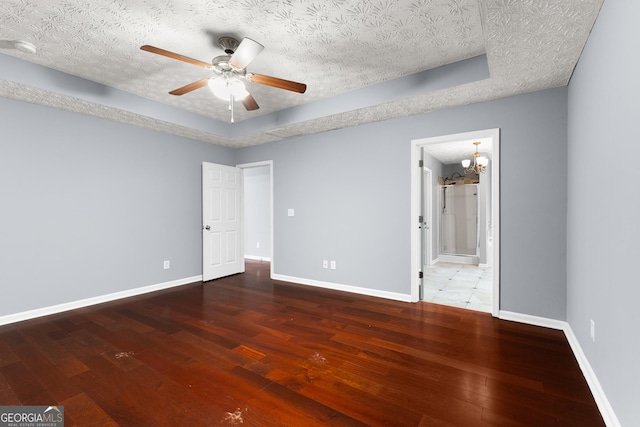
[218,37,239,55]
[211,55,247,77]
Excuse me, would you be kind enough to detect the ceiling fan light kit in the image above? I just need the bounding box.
[140,36,306,123]
[208,78,249,101]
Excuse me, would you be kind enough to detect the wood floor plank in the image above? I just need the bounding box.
[0,260,605,426]
[0,330,81,402]
[298,378,425,426]
[61,392,119,427]
[0,371,20,405]
[0,336,20,367]
[0,361,55,405]
[57,327,120,362]
[21,327,89,378]
[172,329,267,375]
[483,377,604,425]
[85,308,154,334]
[73,354,208,426]
[234,367,370,426]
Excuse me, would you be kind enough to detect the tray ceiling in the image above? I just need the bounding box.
[0,0,603,148]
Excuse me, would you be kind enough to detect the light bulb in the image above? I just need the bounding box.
[208,78,249,100]
[228,80,249,99]
[208,78,228,100]
[462,159,471,168]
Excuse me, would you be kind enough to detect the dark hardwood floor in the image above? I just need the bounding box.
[0,261,604,426]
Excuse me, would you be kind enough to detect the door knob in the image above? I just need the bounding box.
[203,225,210,230]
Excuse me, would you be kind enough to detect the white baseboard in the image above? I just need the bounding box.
[500,310,620,427]
[499,310,567,330]
[245,255,272,262]
[0,275,203,326]
[563,324,621,427]
[271,274,412,303]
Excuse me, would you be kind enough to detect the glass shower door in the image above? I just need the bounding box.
[440,184,478,256]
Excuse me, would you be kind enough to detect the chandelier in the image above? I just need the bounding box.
[461,141,488,174]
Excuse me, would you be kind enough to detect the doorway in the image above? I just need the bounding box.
[238,161,274,276]
[411,129,500,317]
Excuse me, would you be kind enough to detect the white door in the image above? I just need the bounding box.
[202,162,244,281]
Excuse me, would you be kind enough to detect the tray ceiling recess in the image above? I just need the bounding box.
[0,0,603,148]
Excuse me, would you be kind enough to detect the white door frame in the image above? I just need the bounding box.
[410,129,500,317]
[422,165,434,267]
[237,160,275,278]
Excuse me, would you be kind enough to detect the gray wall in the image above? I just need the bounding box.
[1,84,568,321]
[442,163,467,179]
[243,165,271,259]
[0,97,235,316]
[238,87,568,318]
[567,1,640,425]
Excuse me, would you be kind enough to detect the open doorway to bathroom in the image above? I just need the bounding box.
[411,129,500,316]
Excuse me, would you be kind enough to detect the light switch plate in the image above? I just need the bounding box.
[288,209,295,217]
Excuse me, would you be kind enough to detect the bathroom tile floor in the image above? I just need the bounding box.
[423,262,493,313]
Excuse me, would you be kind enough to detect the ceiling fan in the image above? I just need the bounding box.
[141,37,307,122]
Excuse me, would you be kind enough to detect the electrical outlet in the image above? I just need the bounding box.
[163,260,170,270]
[323,260,328,269]
[256,242,260,249]
[590,319,595,342]
[330,260,336,270]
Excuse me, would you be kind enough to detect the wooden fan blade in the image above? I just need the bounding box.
[229,38,264,69]
[169,78,209,95]
[241,93,259,111]
[248,73,307,93]
[140,45,212,69]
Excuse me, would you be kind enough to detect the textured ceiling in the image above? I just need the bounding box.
[0,0,603,148]
[424,137,493,164]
